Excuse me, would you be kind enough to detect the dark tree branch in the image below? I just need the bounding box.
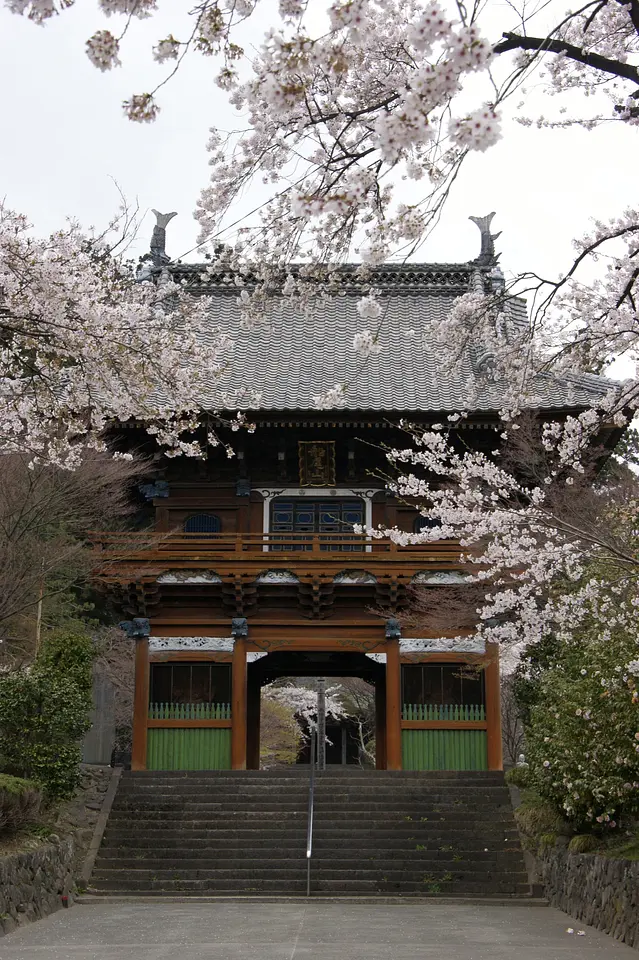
[494,31,639,86]
[616,0,639,35]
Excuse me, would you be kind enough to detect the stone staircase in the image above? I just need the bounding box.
[90,769,531,897]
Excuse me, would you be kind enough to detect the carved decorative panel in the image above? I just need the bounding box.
[298,441,336,487]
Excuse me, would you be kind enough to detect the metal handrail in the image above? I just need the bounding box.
[306,728,316,898]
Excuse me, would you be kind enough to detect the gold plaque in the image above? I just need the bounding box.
[298,441,336,487]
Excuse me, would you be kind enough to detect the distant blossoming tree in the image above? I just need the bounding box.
[263,681,347,731]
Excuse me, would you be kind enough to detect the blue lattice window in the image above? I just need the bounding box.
[414,514,439,533]
[184,514,221,534]
[271,499,364,551]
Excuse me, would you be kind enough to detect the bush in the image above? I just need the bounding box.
[260,698,302,768]
[0,630,94,801]
[37,630,94,695]
[568,834,601,854]
[514,790,565,845]
[0,774,42,835]
[505,765,531,789]
[523,628,639,830]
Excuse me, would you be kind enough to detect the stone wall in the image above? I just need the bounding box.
[0,838,75,936]
[56,765,112,874]
[0,765,113,937]
[539,849,639,949]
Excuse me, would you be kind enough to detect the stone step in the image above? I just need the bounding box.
[106,809,515,822]
[104,829,517,842]
[121,771,506,780]
[112,780,508,800]
[102,828,517,844]
[91,877,531,895]
[105,809,516,822]
[111,798,513,809]
[92,864,527,890]
[117,781,509,791]
[94,857,529,874]
[94,770,526,898]
[98,840,523,855]
[115,778,511,789]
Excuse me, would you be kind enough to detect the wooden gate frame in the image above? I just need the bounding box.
[131,636,502,772]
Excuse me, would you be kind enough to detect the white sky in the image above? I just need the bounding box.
[0,1,636,285]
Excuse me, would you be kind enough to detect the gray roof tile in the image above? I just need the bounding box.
[177,264,613,414]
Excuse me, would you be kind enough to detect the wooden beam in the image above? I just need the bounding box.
[131,636,149,771]
[149,651,233,662]
[375,675,386,770]
[485,642,503,771]
[246,672,261,770]
[385,638,402,770]
[399,652,485,664]
[231,637,248,769]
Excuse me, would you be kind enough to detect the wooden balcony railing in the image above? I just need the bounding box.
[88,531,464,581]
[89,530,460,560]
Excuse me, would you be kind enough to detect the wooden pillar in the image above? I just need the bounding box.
[375,674,387,770]
[131,636,149,771]
[385,640,402,771]
[246,671,261,770]
[485,642,503,771]
[231,638,247,770]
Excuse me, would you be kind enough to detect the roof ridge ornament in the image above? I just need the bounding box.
[150,209,177,267]
[469,212,501,267]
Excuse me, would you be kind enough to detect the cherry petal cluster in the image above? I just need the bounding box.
[367,413,639,723]
[86,30,121,71]
[353,329,382,358]
[263,683,347,731]
[0,204,233,466]
[153,35,181,63]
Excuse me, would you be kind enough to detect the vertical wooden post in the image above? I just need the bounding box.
[485,642,503,771]
[375,674,387,770]
[246,670,261,770]
[317,678,326,771]
[231,638,247,770]
[385,640,402,771]
[131,636,149,771]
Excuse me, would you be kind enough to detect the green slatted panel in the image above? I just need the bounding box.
[401,704,488,771]
[146,703,232,771]
[401,704,486,722]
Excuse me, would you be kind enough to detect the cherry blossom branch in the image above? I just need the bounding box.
[494,31,639,86]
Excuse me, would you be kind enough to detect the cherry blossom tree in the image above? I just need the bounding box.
[6,1,637,397]
[0,203,234,466]
[5,0,638,803]
[263,680,347,731]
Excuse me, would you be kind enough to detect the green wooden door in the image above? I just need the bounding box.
[146,703,232,771]
[401,704,488,771]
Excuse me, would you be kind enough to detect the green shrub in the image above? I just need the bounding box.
[514,791,565,842]
[0,774,42,835]
[523,627,639,829]
[603,831,639,861]
[36,630,94,695]
[506,765,531,789]
[568,834,601,854]
[538,833,558,850]
[0,632,94,800]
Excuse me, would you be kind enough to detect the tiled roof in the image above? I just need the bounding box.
[175,262,613,414]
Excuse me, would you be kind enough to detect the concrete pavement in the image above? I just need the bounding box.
[1,900,636,960]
